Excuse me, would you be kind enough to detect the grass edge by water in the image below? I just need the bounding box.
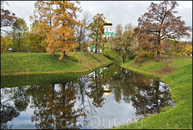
[117,57,192,129]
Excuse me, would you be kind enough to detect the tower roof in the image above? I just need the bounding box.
[104,17,113,26]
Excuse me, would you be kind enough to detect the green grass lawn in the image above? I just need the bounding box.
[118,56,192,129]
[1,52,113,76]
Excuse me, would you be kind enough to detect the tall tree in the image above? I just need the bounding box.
[134,1,192,60]
[28,25,46,52]
[46,1,83,60]
[87,13,107,53]
[109,23,137,62]
[30,1,55,53]
[11,18,29,52]
[75,11,91,51]
[74,11,91,62]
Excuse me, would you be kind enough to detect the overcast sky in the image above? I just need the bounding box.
[3,1,192,41]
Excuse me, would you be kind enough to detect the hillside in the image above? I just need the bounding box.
[1,52,113,76]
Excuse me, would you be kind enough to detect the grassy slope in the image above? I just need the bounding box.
[1,72,90,88]
[118,56,192,129]
[1,52,113,76]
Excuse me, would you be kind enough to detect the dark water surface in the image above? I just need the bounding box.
[1,64,174,129]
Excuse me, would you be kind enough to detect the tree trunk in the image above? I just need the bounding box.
[157,49,160,57]
[95,37,97,53]
[156,37,161,60]
[81,43,83,63]
[95,44,97,53]
[19,34,20,53]
[122,55,126,62]
[63,51,66,58]
[39,45,41,53]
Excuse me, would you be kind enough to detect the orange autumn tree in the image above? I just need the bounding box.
[30,1,55,53]
[46,1,83,60]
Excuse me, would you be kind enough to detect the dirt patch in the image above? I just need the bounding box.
[132,57,155,66]
[155,64,177,76]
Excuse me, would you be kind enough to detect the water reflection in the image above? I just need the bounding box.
[1,64,174,129]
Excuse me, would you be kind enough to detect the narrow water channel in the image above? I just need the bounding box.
[1,64,174,129]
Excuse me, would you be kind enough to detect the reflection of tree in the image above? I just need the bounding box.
[113,87,122,103]
[106,65,173,117]
[1,103,19,129]
[1,88,20,129]
[54,83,85,129]
[86,71,105,107]
[101,64,121,82]
[110,68,136,103]
[27,84,54,129]
[28,83,85,129]
[74,75,100,128]
[12,87,30,112]
[131,73,173,117]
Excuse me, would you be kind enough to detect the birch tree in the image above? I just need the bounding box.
[75,11,91,62]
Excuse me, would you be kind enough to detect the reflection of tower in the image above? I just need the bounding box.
[102,83,112,104]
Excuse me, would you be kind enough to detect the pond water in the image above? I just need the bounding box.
[1,64,174,129]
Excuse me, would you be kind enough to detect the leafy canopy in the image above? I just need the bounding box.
[134,1,192,60]
[109,23,137,62]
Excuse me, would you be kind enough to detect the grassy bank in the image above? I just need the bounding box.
[1,71,91,88]
[118,56,192,129]
[1,52,113,77]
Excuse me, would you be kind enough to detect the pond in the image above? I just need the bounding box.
[1,64,174,129]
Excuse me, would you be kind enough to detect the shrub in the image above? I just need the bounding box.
[128,53,137,60]
[73,55,79,62]
[135,52,144,62]
[144,52,153,58]
[135,50,154,62]
[102,44,117,59]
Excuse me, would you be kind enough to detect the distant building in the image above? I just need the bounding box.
[103,16,115,39]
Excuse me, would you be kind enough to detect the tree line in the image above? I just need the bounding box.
[1,1,192,62]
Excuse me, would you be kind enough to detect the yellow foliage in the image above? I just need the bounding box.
[184,44,192,54]
[31,1,83,59]
[30,1,55,52]
[45,1,83,60]
[65,50,76,56]
[1,35,12,52]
